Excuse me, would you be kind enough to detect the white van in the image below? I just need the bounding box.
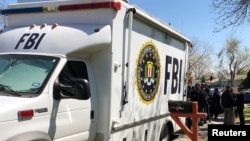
[0,0,191,140]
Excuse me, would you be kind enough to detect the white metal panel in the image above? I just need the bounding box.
[0,25,111,57]
[89,48,112,141]
[0,94,51,140]
[109,9,190,139]
[7,10,115,27]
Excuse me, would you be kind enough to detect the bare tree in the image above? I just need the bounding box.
[236,47,250,74]
[212,0,250,32]
[218,38,245,86]
[217,41,250,76]
[189,39,213,79]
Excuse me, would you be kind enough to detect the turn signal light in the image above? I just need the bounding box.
[18,110,34,119]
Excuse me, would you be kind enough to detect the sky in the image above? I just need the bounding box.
[4,0,250,61]
[128,1,250,51]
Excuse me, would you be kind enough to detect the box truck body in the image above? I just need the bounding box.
[0,0,191,140]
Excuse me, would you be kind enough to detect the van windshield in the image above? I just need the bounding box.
[0,54,59,97]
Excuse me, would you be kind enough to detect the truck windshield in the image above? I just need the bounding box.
[0,54,59,97]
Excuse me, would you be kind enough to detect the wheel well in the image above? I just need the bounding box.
[6,131,52,141]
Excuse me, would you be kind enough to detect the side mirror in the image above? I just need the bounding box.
[75,79,91,100]
[53,78,91,100]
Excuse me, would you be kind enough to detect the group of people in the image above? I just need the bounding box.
[221,85,245,125]
[186,83,245,129]
[186,83,211,127]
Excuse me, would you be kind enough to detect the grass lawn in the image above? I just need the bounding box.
[244,105,250,114]
[235,105,250,122]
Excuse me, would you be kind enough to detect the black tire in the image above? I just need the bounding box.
[160,125,172,141]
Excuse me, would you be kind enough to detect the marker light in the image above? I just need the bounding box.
[0,1,121,15]
[18,110,34,119]
[29,24,36,30]
[51,23,58,30]
[40,24,46,29]
[94,28,100,32]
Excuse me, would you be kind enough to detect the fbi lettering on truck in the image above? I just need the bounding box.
[15,33,46,50]
[164,55,183,95]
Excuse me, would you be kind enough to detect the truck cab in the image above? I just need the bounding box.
[0,9,110,141]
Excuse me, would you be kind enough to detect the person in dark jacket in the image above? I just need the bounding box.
[235,86,245,125]
[210,87,221,119]
[204,83,211,122]
[196,83,207,125]
[191,86,199,102]
[185,86,194,129]
[221,85,235,125]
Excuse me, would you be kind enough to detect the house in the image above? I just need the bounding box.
[218,75,246,87]
[190,74,247,90]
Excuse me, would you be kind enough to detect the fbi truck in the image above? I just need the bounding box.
[0,0,191,140]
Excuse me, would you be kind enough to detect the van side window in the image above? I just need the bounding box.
[59,61,88,85]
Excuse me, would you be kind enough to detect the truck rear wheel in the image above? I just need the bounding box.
[159,123,173,141]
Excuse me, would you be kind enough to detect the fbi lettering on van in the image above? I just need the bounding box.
[164,55,183,95]
[15,33,46,50]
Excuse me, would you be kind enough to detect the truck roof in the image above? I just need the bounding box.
[1,0,190,43]
[0,0,191,57]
